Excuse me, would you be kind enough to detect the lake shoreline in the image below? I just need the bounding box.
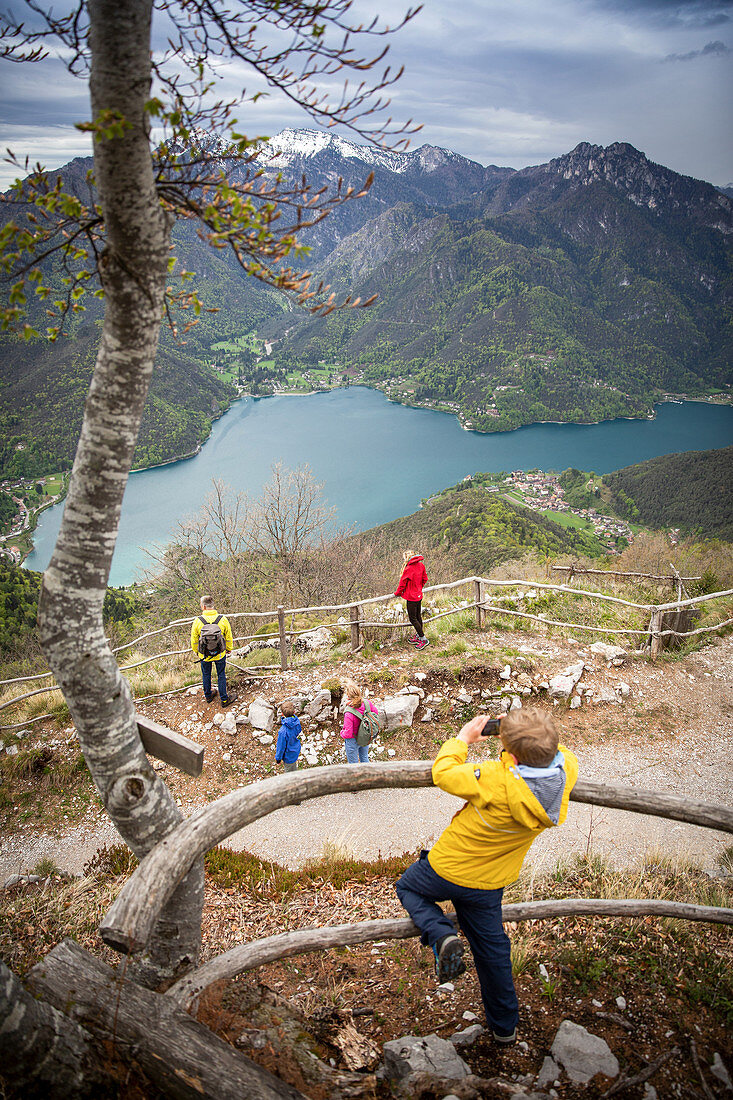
[21,391,733,585]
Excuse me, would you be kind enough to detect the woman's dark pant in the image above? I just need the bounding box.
[396,854,519,1037]
[406,599,424,637]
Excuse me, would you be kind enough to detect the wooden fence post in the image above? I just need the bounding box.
[350,603,361,653]
[649,607,663,659]
[474,579,484,630]
[277,606,288,671]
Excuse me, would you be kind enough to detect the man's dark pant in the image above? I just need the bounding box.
[200,657,227,701]
[396,853,519,1037]
[406,599,424,637]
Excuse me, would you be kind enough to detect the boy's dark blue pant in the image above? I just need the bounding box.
[396,853,519,1037]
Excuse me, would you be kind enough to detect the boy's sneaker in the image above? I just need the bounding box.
[493,1029,517,1046]
[415,637,430,650]
[433,934,466,982]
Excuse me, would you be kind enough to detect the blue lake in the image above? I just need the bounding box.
[24,388,733,586]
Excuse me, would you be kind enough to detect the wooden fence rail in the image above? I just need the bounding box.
[166,898,733,1011]
[100,762,733,958]
[2,576,731,707]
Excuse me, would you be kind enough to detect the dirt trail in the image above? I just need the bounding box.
[2,633,731,879]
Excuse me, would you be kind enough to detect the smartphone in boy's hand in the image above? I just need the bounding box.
[480,717,502,737]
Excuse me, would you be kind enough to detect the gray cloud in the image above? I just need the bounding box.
[664,38,731,59]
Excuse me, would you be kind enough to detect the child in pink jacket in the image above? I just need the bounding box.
[340,679,378,764]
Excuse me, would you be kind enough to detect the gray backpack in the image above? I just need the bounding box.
[197,614,225,658]
[345,704,380,747]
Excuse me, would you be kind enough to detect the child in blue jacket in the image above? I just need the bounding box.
[275,701,302,772]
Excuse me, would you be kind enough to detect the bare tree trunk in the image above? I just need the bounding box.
[0,960,109,1098]
[28,941,306,1100]
[37,0,203,985]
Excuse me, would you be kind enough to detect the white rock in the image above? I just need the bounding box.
[593,688,619,705]
[6,745,18,756]
[570,695,582,709]
[421,709,434,723]
[615,996,626,1010]
[213,713,225,727]
[615,681,631,698]
[221,751,232,762]
[462,1011,479,1022]
[710,1053,732,1089]
[510,696,522,710]
[305,688,331,718]
[590,641,627,662]
[455,689,473,705]
[381,694,420,730]
[414,671,427,681]
[235,714,250,725]
[297,626,333,651]
[186,687,200,696]
[221,713,237,736]
[499,665,512,680]
[248,697,275,731]
[548,662,585,699]
[551,1020,619,1084]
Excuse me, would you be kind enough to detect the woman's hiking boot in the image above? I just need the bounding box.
[433,934,466,982]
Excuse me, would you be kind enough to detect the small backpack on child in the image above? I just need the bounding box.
[197,614,225,658]
[345,703,380,747]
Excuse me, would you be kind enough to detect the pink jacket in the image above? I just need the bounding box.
[341,700,378,740]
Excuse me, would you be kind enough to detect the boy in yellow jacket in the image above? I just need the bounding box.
[396,708,578,1045]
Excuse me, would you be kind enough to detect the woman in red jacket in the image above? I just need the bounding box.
[395,550,429,649]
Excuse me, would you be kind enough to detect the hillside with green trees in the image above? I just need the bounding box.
[0,560,138,663]
[0,328,237,479]
[363,478,605,574]
[602,445,733,540]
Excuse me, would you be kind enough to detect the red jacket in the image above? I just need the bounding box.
[395,555,428,601]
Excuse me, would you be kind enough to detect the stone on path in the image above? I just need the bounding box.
[382,1034,471,1083]
[449,1024,484,1048]
[536,1055,561,1089]
[550,1020,619,1084]
[305,689,331,719]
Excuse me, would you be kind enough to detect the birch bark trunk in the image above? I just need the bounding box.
[37,0,203,985]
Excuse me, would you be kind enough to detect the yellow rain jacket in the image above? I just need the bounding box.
[428,737,578,890]
[190,609,234,662]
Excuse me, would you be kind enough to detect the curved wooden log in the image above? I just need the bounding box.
[167,899,733,1010]
[100,763,733,956]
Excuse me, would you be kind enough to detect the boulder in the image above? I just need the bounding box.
[248,696,275,732]
[548,662,585,699]
[551,1020,619,1084]
[294,627,333,652]
[589,641,627,662]
[305,689,332,719]
[381,694,420,730]
[382,1034,471,1083]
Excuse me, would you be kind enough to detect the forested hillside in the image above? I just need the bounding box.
[0,328,236,478]
[602,445,733,540]
[271,142,732,431]
[362,479,604,574]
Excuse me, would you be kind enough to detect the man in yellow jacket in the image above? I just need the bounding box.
[396,708,578,1045]
[190,595,234,706]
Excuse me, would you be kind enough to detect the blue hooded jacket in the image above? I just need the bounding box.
[276,714,302,763]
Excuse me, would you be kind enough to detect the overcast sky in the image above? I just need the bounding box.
[1,0,732,190]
